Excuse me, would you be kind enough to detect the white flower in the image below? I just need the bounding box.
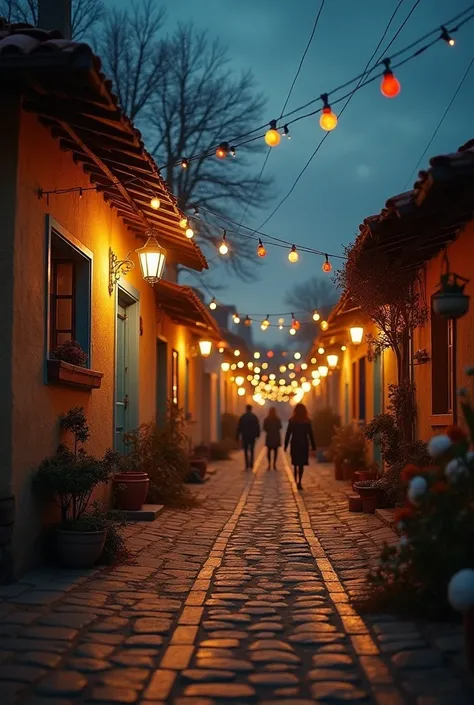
[448,569,474,612]
[407,475,428,504]
[445,458,467,482]
[428,435,452,458]
[466,366,474,377]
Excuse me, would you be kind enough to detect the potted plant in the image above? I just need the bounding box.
[432,271,470,319]
[353,479,383,513]
[353,462,379,485]
[312,408,341,450]
[112,446,150,511]
[51,340,88,367]
[33,407,117,568]
[47,340,103,390]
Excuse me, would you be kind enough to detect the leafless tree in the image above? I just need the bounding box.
[94,0,166,121]
[146,23,271,281]
[0,0,105,40]
[285,276,339,348]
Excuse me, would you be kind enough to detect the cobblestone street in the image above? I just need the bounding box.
[0,449,472,704]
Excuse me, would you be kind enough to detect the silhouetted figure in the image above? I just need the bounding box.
[236,404,260,470]
[284,403,316,489]
[263,407,282,470]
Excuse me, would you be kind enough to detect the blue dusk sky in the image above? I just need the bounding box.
[108,0,474,345]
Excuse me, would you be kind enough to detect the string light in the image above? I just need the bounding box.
[185,227,194,239]
[380,59,401,98]
[237,387,246,397]
[209,298,217,310]
[181,158,189,169]
[245,315,252,327]
[233,313,241,324]
[319,93,338,131]
[261,315,270,331]
[318,346,325,354]
[288,245,299,263]
[257,239,267,258]
[441,25,455,46]
[265,120,281,147]
[311,357,317,364]
[322,254,332,273]
[313,310,321,321]
[341,345,347,351]
[219,231,229,255]
[150,196,161,210]
[234,349,241,357]
[179,217,188,229]
[230,146,236,157]
[289,328,296,336]
[254,352,261,359]
[279,317,284,330]
[292,317,300,331]
[216,142,230,159]
[294,352,302,360]
[283,125,291,139]
[320,320,329,331]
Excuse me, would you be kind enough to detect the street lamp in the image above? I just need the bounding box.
[235,376,245,386]
[136,231,167,285]
[349,325,364,346]
[221,362,230,372]
[199,340,212,357]
[318,365,329,377]
[327,353,339,369]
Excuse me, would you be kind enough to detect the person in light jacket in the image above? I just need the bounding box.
[236,404,260,470]
[284,403,316,490]
[263,407,282,470]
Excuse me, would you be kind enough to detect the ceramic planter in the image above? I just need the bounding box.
[432,292,470,319]
[353,483,382,514]
[56,528,106,568]
[113,472,150,511]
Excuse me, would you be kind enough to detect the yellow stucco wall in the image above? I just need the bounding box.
[9,109,204,574]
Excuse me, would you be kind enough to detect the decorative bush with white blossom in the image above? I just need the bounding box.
[365,375,474,616]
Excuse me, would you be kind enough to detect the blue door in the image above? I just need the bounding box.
[373,354,383,465]
[115,304,128,453]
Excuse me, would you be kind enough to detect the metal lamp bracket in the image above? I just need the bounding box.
[109,247,135,295]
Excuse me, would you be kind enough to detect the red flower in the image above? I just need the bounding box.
[432,480,448,494]
[394,506,413,523]
[401,464,421,483]
[446,425,468,444]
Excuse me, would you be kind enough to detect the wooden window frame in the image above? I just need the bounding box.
[430,301,455,419]
[50,258,76,351]
[171,349,179,406]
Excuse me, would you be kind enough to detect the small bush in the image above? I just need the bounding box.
[51,340,88,367]
[328,425,367,468]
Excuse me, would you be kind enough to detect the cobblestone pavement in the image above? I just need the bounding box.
[0,448,473,704]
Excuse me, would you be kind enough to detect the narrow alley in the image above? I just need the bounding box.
[0,451,471,705]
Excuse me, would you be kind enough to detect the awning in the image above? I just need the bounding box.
[155,280,220,339]
[0,22,207,272]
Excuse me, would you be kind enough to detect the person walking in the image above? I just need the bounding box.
[263,407,282,470]
[236,404,260,470]
[284,403,316,490]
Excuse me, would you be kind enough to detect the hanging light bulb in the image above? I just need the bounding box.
[209,298,217,310]
[319,93,338,131]
[181,158,189,169]
[288,245,299,263]
[322,254,332,273]
[312,378,321,387]
[380,59,401,98]
[230,146,236,157]
[221,362,230,372]
[179,217,188,229]
[441,26,455,46]
[244,315,252,327]
[318,346,325,355]
[312,310,321,322]
[311,357,317,364]
[185,227,194,239]
[283,124,291,139]
[292,317,300,331]
[318,365,329,378]
[257,239,267,258]
[219,231,229,255]
[150,196,161,210]
[320,320,329,331]
[260,315,270,331]
[216,142,230,159]
[218,347,224,353]
[289,328,296,336]
[265,120,281,147]
[233,313,241,324]
[234,349,241,357]
[278,317,284,330]
[254,351,261,360]
[341,345,347,352]
[237,387,246,397]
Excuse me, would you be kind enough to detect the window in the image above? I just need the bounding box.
[358,357,366,421]
[431,304,454,415]
[47,222,92,360]
[171,349,179,406]
[185,358,190,417]
[351,361,357,420]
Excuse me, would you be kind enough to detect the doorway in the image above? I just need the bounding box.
[115,287,139,453]
[156,339,168,427]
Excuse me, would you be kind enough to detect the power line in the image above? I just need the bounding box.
[403,53,474,190]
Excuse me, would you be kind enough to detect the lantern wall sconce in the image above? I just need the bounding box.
[108,230,167,295]
[327,354,339,369]
[199,340,212,357]
[349,325,364,346]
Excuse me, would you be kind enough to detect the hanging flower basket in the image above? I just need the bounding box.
[432,271,470,320]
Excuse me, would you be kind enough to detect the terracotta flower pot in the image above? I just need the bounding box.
[354,483,382,514]
[56,528,106,568]
[113,472,150,511]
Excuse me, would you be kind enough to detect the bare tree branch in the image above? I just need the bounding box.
[0,0,105,40]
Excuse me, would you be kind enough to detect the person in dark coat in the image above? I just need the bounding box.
[263,407,282,470]
[284,403,316,489]
[236,404,260,470]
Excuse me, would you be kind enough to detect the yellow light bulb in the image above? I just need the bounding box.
[319,105,338,131]
[185,227,194,239]
[289,328,296,335]
[179,217,188,229]
[265,120,281,147]
[288,245,299,263]
[219,241,229,255]
[150,196,161,210]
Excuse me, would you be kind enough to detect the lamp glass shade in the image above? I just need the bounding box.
[199,340,212,357]
[237,387,246,397]
[302,381,311,392]
[235,376,245,386]
[318,365,329,377]
[349,326,364,345]
[221,362,230,372]
[312,378,321,387]
[327,354,339,369]
[136,233,166,285]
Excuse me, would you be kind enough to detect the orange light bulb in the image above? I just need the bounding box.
[257,239,267,258]
[265,120,281,147]
[319,105,338,131]
[216,142,230,159]
[380,61,401,98]
[322,255,332,273]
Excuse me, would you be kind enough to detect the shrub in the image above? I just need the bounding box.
[51,340,88,367]
[124,404,197,508]
[311,408,341,447]
[364,377,474,618]
[328,425,367,468]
